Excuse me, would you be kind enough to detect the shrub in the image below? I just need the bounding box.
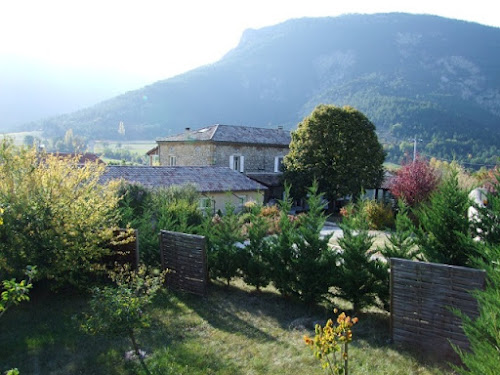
[360,199,394,230]
[0,141,121,286]
[81,265,166,375]
[117,183,204,267]
[389,157,440,208]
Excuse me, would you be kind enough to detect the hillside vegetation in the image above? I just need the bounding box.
[31,13,500,164]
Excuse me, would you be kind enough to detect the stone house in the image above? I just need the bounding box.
[148,124,291,201]
[100,165,267,214]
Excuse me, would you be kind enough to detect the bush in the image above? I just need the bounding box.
[0,141,121,286]
[360,199,394,230]
[389,157,440,208]
[81,265,166,375]
[117,183,204,267]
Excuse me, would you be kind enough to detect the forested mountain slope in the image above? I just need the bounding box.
[33,13,500,164]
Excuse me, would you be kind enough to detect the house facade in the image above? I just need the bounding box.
[152,124,291,201]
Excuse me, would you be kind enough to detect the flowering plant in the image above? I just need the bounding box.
[304,309,358,375]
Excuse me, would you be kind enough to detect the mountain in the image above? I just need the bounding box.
[0,57,149,131]
[29,13,500,164]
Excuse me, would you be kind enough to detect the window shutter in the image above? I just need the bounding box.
[274,157,279,172]
[240,156,244,172]
[229,155,234,170]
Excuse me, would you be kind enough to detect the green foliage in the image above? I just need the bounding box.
[452,244,500,375]
[0,140,121,286]
[289,183,337,304]
[336,210,386,312]
[153,185,203,234]
[377,201,419,310]
[0,266,36,320]
[379,201,418,261]
[304,310,359,375]
[239,205,271,291]
[284,104,385,203]
[358,199,394,230]
[81,265,166,375]
[416,170,478,266]
[267,186,300,297]
[471,172,500,245]
[268,183,336,304]
[117,183,203,267]
[202,203,244,285]
[453,176,500,374]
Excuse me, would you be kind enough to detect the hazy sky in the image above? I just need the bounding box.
[1,0,499,86]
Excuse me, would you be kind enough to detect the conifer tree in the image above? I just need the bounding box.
[290,182,336,304]
[239,204,271,291]
[377,200,418,309]
[204,203,244,285]
[416,170,478,266]
[268,186,299,297]
[454,174,500,374]
[336,209,386,312]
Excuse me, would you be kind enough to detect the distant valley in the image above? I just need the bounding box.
[6,13,500,165]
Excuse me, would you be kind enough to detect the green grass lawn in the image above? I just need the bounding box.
[0,279,452,375]
[93,140,156,155]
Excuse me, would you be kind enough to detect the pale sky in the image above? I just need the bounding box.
[1,0,499,86]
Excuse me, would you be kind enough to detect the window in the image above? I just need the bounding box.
[274,156,284,172]
[168,155,176,166]
[229,155,244,172]
[199,197,214,215]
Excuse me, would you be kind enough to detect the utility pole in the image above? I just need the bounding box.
[411,135,422,161]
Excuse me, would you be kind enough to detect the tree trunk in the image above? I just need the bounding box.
[129,330,152,375]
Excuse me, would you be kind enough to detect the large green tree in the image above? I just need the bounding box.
[284,104,385,206]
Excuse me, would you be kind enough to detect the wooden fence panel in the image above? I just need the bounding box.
[390,258,486,361]
[159,230,207,296]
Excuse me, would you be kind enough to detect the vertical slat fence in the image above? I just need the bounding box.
[390,258,486,361]
[159,230,208,296]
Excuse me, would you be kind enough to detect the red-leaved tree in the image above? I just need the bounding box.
[389,157,440,207]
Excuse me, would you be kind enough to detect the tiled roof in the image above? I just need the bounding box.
[101,166,267,193]
[156,124,291,146]
[45,152,105,164]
